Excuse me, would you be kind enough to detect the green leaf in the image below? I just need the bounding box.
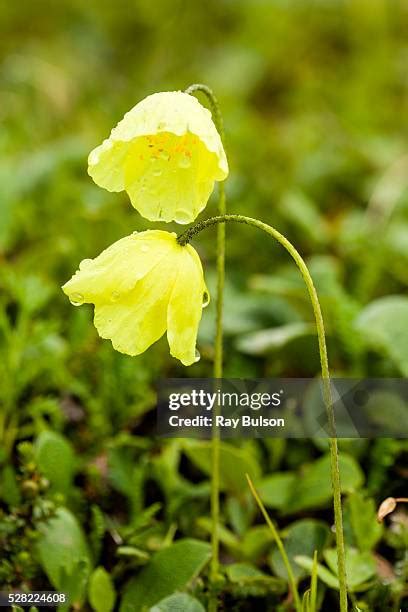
[301,589,310,612]
[89,567,116,612]
[356,295,408,374]
[257,472,296,510]
[196,517,240,552]
[59,559,89,611]
[348,491,383,551]
[35,431,75,493]
[117,546,150,560]
[120,539,211,611]
[226,562,266,581]
[225,562,286,598]
[236,322,315,355]
[0,465,21,506]
[108,445,145,516]
[36,508,91,599]
[324,548,376,590]
[279,190,329,246]
[269,520,330,581]
[241,526,274,561]
[294,556,339,590]
[225,562,285,592]
[296,548,377,593]
[287,453,364,512]
[182,441,260,494]
[150,594,205,612]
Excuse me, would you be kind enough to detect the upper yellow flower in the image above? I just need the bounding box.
[62,230,209,366]
[88,91,228,224]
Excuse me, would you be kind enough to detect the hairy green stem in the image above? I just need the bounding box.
[178,214,348,612]
[185,84,226,611]
[246,474,301,611]
[185,84,225,142]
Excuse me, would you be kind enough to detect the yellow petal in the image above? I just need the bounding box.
[88,139,130,192]
[123,133,217,223]
[62,230,175,305]
[94,257,177,356]
[62,231,208,365]
[167,243,207,365]
[88,91,228,223]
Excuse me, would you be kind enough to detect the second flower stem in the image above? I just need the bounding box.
[185,83,226,611]
[178,214,348,612]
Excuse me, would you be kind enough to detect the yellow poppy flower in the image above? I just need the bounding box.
[62,230,209,366]
[88,91,228,224]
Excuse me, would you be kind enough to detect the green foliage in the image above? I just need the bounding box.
[36,508,92,607]
[269,520,330,581]
[348,491,383,551]
[183,440,261,493]
[279,453,364,514]
[35,430,75,494]
[120,539,211,611]
[89,567,116,612]
[356,296,408,375]
[1,1,408,610]
[225,563,286,597]
[150,593,205,612]
[296,547,377,593]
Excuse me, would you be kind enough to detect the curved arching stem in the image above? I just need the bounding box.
[185,83,225,141]
[178,214,348,612]
[185,84,226,611]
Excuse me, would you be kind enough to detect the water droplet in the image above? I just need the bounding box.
[158,150,170,161]
[174,210,191,224]
[140,244,149,253]
[79,258,92,271]
[202,291,210,308]
[111,291,121,302]
[152,167,162,177]
[194,349,201,363]
[69,292,84,306]
[178,154,191,169]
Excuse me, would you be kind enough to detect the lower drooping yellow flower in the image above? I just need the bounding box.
[62,230,209,366]
[88,91,228,224]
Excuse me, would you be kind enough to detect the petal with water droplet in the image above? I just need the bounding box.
[94,257,176,355]
[62,231,174,304]
[167,244,205,366]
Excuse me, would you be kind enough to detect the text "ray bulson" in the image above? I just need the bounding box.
[168,415,285,428]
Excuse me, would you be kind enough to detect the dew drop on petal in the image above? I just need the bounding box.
[202,291,210,308]
[111,291,121,302]
[69,292,84,306]
[159,150,170,161]
[178,154,191,169]
[194,349,201,363]
[174,210,191,224]
[152,167,162,177]
[140,244,149,253]
[79,258,92,271]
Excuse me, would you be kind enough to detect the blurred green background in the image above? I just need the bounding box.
[1,1,407,610]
